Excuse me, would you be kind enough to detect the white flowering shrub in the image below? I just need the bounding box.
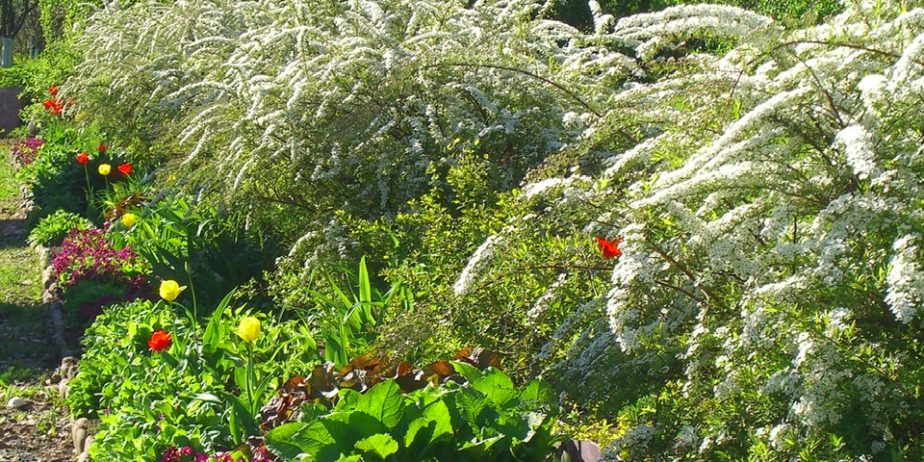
[63,0,642,261]
[436,0,924,458]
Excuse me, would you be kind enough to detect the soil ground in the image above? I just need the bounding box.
[0,149,72,462]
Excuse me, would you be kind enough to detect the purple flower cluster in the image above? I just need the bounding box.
[161,446,237,462]
[52,226,144,288]
[10,137,44,165]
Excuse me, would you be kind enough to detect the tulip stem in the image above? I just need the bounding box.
[185,262,198,321]
[82,165,91,196]
[245,343,256,416]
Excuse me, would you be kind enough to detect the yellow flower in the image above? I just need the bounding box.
[159,280,186,302]
[237,316,261,342]
[121,213,138,227]
[98,163,111,176]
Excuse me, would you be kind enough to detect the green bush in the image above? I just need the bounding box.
[265,364,558,461]
[28,209,92,247]
[69,297,318,460]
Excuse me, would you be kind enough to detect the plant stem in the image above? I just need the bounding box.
[185,261,198,320]
[245,343,256,416]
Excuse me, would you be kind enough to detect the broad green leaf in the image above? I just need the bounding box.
[336,388,362,410]
[405,400,453,450]
[454,387,488,429]
[354,434,399,459]
[471,367,516,406]
[302,419,338,460]
[265,422,311,460]
[450,361,483,383]
[517,380,554,408]
[317,411,388,459]
[355,380,405,428]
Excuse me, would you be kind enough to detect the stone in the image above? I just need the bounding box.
[5,397,29,410]
[58,379,69,401]
[556,440,602,462]
[72,417,90,454]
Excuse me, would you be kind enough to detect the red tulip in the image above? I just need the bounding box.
[148,330,171,352]
[98,143,107,153]
[595,236,623,259]
[49,85,58,96]
[117,162,132,176]
[76,152,90,165]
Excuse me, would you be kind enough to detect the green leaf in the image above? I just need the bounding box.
[203,288,235,351]
[454,387,488,429]
[358,256,371,304]
[319,411,388,456]
[219,391,260,442]
[517,380,554,408]
[354,434,399,459]
[355,380,405,429]
[265,422,311,460]
[471,368,516,406]
[405,400,453,450]
[450,361,483,383]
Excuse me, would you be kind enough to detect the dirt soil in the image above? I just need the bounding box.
[0,151,73,462]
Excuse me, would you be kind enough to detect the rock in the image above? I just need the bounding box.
[556,440,602,462]
[6,397,29,410]
[72,417,90,454]
[58,379,69,401]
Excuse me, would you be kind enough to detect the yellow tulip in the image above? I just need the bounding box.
[159,280,186,302]
[98,163,111,176]
[121,213,138,227]
[237,316,261,342]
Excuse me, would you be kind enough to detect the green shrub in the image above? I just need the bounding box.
[265,364,558,461]
[28,209,92,247]
[69,297,318,460]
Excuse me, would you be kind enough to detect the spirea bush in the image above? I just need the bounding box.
[442,0,924,459]
[63,0,638,262]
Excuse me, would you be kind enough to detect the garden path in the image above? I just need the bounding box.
[0,149,73,461]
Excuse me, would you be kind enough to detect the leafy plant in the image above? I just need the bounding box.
[296,257,412,367]
[28,209,92,247]
[265,364,557,462]
[107,194,268,312]
[69,297,317,460]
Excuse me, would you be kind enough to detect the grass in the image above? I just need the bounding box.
[0,247,41,302]
[0,148,55,375]
[0,150,19,215]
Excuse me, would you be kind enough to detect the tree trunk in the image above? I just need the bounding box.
[0,36,13,67]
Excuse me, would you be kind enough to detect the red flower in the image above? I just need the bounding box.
[595,236,623,259]
[117,162,132,176]
[97,143,107,153]
[43,99,54,109]
[49,85,58,96]
[148,330,171,352]
[76,152,90,165]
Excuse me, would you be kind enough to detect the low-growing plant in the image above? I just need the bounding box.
[265,363,558,462]
[10,137,44,166]
[28,209,92,247]
[52,225,147,288]
[69,296,318,461]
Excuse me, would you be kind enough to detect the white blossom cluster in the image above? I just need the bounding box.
[454,0,924,458]
[66,0,634,266]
